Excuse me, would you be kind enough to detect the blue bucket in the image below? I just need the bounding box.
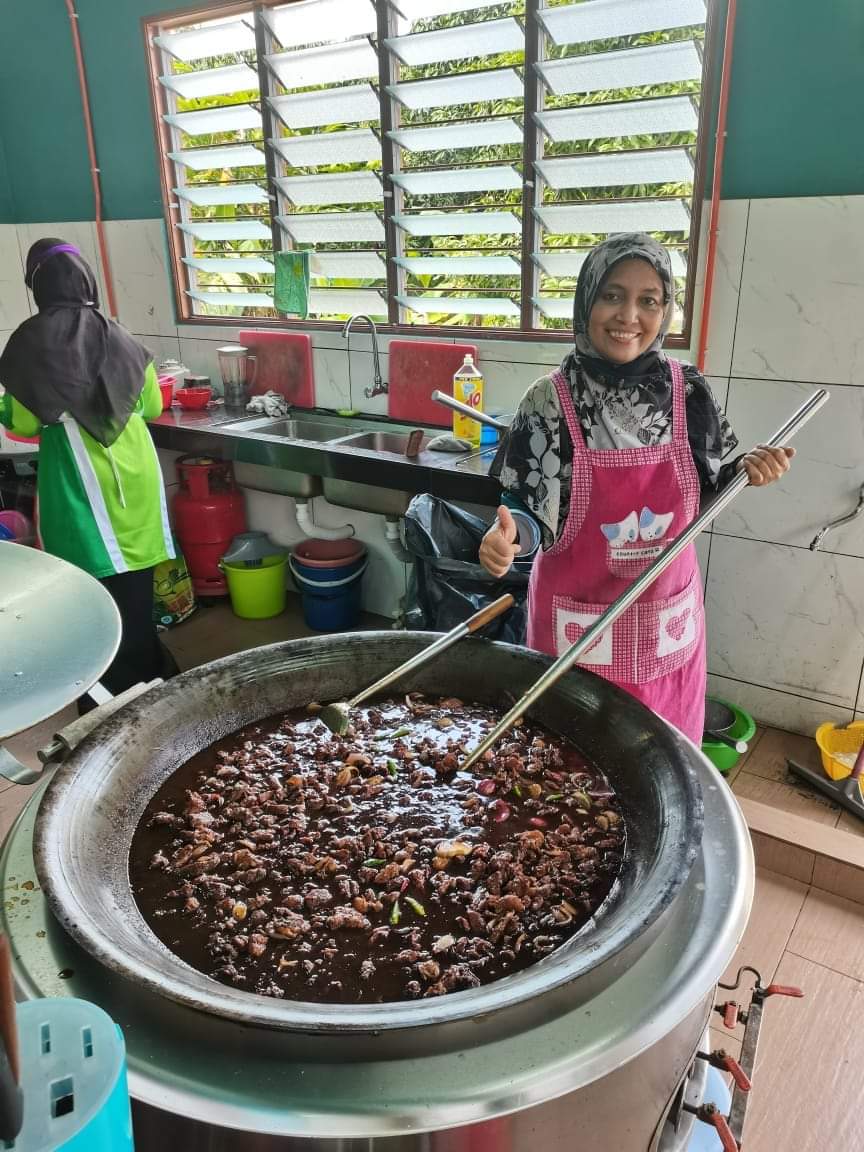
[288,548,368,632]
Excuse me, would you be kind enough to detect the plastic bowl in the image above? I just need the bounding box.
[701,698,756,775]
[175,387,211,410]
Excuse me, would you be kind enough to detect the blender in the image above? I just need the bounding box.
[217,346,257,411]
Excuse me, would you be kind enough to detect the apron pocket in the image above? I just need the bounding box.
[551,594,639,680]
[635,570,703,683]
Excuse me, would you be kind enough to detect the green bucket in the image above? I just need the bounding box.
[701,698,757,775]
[222,555,287,619]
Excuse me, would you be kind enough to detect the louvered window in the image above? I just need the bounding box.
[147,0,713,339]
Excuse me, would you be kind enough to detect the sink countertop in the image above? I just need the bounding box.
[148,406,500,507]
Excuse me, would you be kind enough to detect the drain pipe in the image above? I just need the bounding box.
[384,516,413,564]
[696,0,739,372]
[294,498,355,541]
[65,0,118,319]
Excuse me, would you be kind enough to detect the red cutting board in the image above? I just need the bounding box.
[239,330,315,407]
[387,340,478,427]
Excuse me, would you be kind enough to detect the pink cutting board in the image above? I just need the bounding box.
[239,330,315,407]
[387,340,478,427]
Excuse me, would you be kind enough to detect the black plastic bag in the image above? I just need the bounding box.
[403,494,531,645]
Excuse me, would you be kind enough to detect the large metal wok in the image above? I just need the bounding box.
[33,632,703,1056]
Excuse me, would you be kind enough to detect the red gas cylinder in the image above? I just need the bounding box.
[173,455,247,596]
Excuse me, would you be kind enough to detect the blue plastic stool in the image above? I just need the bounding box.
[686,1067,733,1151]
[5,998,133,1151]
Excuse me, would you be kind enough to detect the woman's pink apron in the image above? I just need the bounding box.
[526,359,706,744]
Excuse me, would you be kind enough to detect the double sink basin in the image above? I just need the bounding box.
[217,412,436,515]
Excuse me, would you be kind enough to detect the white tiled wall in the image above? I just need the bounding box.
[5,199,863,734]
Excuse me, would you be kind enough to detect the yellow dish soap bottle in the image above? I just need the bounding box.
[452,354,484,448]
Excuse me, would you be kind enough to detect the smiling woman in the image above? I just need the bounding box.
[479,232,794,744]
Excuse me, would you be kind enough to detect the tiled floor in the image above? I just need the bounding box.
[4,601,864,1149]
[709,868,864,1151]
[161,591,391,672]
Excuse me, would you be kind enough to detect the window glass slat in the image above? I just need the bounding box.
[311,252,386,279]
[394,0,504,22]
[396,255,520,275]
[390,166,521,195]
[169,144,265,171]
[174,183,269,206]
[164,104,262,137]
[276,171,383,206]
[397,294,521,317]
[535,97,697,144]
[269,84,380,130]
[183,256,275,275]
[539,0,707,47]
[265,0,377,49]
[534,249,686,278]
[277,212,385,243]
[394,211,521,237]
[267,40,379,89]
[536,199,690,234]
[537,41,702,98]
[388,69,523,112]
[270,129,382,167]
[536,149,693,191]
[154,19,256,62]
[388,119,522,152]
[178,220,271,241]
[385,18,523,67]
[159,63,259,100]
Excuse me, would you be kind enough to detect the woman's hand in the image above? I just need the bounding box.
[479,505,522,577]
[737,445,795,486]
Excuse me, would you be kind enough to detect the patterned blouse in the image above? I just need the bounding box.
[491,359,739,549]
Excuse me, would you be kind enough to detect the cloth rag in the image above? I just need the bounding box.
[246,390,289,417]
[274,251,310,317]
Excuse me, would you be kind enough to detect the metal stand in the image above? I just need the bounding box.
[786,758,864,821]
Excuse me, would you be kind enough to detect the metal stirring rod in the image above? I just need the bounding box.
[462,388,830,770]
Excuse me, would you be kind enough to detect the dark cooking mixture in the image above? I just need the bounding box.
[130,696,626,1004]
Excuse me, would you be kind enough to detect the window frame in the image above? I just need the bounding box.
[143,0,720,347]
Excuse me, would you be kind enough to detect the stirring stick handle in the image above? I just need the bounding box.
[348,595,514,708]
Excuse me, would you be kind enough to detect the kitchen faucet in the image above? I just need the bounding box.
[341,314,388,399]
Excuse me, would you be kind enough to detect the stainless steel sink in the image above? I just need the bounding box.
[321,477,414,516]
[337,430,430,454]
[222,416,353,442]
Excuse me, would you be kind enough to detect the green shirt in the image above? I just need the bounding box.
[0,362,174,578]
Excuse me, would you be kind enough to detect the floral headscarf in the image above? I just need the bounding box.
[491,235,738,547]
[570,232,675,366]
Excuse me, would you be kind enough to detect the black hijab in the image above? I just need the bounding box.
[0,239,152,447]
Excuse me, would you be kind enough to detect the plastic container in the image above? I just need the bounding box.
[815,720,864,780]
[289,539,367,631]
[10,998,133,1152]
[222,531,283,567]
[157,376,175,410]
[0,509,34,545]
[452,354,484,448]
[701,698,756,775]
[174,387,211,410]
[222,555,288,619]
